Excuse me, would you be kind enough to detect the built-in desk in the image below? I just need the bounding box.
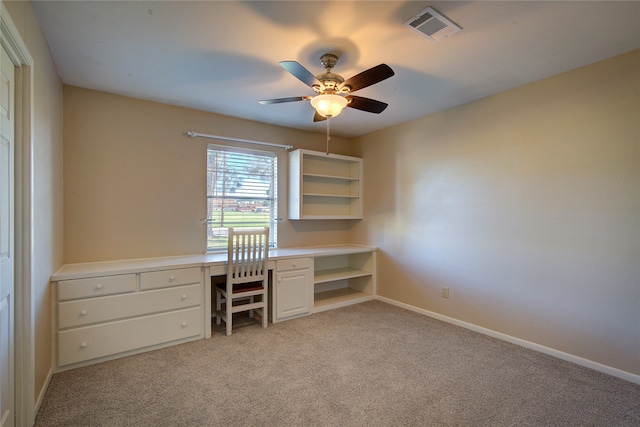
[51,245,376,371]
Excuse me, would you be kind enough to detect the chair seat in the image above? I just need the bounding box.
[216,281,264,293]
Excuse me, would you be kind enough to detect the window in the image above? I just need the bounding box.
[206,146,277,251]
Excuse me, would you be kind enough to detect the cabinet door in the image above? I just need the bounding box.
[275,269,311,322]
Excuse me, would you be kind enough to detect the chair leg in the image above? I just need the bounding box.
[249,296,254,318]
[216,289,222,326]
[262,284,268,328]
[226,313,232,336]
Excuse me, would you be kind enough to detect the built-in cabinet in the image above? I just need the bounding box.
[289,149,363,220]
[272,257,313,322]
[52,245,376,371]
[313,251,376,312]
[270,249,376,318]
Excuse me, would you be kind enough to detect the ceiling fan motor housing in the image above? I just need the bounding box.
[315,54,347,94]
[315,72,345,94]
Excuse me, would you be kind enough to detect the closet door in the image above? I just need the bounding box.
[0,43,16,427]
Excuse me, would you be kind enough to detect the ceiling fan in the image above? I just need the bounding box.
[259,53,394,122]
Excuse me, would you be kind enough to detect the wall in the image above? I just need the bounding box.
[3,0,64,412]
[352,50,640,377]
[63,86,355,263]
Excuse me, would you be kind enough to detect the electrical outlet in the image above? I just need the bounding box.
[441,287,450,299]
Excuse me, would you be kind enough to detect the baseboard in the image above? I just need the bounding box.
[375,295,640,385]
[34,366,53,421]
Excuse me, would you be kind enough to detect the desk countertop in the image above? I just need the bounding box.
[51,244,376,281]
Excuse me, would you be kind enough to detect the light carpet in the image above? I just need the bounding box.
[35,300,640,426]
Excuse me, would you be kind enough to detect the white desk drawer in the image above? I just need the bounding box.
[139,267,201,290]
[58,284,202,329]
[276,257,311,272]
[58,307,202,367]
[58,274,136,301]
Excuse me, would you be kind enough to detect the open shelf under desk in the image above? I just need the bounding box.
[314,267,372,284]
[313,288,373,313]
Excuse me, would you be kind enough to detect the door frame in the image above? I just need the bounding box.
[1,4,34,426]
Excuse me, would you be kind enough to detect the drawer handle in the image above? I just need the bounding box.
[80,342,87,349]
[181,294,187,300]
[292,262,297,267]
[80,310,88,316]
[181,322,188,328]
[95,284,103,290]
[278,278,282,283]
[169,276,176,281]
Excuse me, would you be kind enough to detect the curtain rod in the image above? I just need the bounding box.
[185,131,293,150]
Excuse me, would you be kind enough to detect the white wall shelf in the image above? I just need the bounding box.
[314,266,372,284]
[302,193,359,198]
[302,173,360,181]
[289,149,363,220]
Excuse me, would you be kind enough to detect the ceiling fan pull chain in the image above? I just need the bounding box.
[326,117,331,155]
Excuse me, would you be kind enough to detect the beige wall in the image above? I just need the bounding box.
[63,86,355,263]
[352,50,640,376]
[4,0,64,411]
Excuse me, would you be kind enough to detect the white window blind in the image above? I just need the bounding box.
[206,146,277,251]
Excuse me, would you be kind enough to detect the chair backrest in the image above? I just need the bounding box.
[227,227,269,284]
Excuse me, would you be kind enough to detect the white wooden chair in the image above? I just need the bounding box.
[216,227,269,336]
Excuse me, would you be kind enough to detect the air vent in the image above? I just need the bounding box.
[404,6,462,43]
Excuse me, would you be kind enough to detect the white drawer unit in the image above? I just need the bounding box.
[139,267,201,290]
[58,274,136,301]
[276,257,311,271]
[53,267,205,370]
[58,284,202,329]
[273,257,313,323]
[58,307,202,367]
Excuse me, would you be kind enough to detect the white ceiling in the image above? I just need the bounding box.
[32,1,640,138]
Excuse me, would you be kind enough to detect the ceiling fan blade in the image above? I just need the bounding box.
[346,95,389,114]
[280,61,321,88]
[313,111,327,122]
[340,64,394,93]
[259,96,312,105]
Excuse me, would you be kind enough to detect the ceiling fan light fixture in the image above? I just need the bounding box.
[310,94,348,118]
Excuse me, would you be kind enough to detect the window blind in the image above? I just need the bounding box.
[206,146,277,251]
